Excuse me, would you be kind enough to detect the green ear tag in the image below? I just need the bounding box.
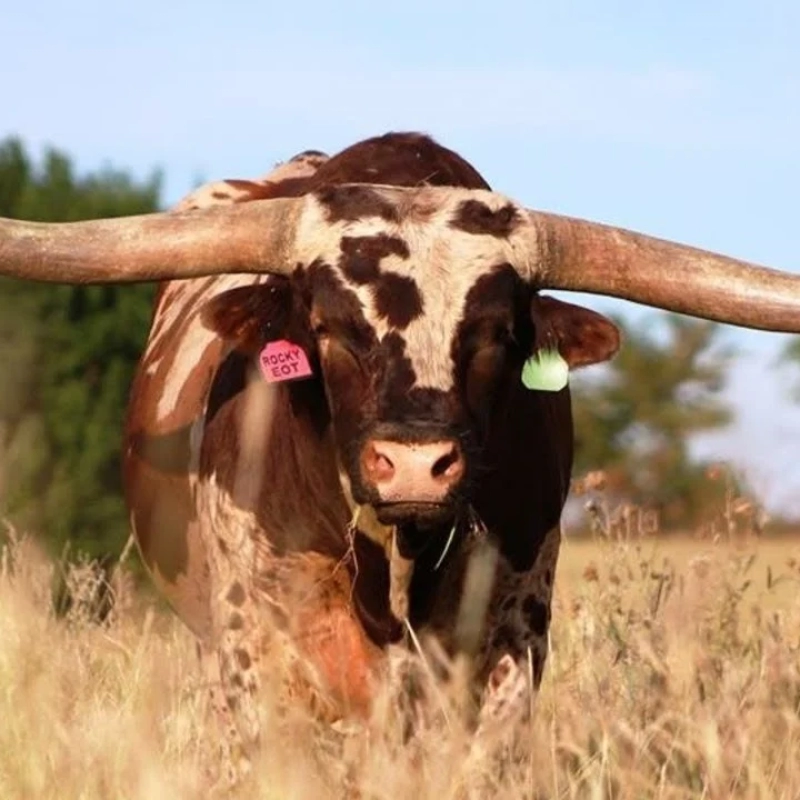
[521,348,569,392]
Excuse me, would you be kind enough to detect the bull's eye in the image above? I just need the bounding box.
[318,336,369,420]
[321,336,364,376]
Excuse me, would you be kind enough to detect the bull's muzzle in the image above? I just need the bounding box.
[360,438,465,505]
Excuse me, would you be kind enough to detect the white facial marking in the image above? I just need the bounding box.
[297,188,534,391]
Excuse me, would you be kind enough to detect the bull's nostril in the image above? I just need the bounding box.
[373,453,394,481]
[431,447,462,480]
[363,443,395,483]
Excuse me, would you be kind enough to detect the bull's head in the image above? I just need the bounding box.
[2,155,800,551]
[196,191,621,539]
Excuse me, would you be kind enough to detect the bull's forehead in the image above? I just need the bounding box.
[296,187,536,390]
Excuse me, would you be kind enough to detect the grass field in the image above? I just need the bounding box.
[1,522,799,799]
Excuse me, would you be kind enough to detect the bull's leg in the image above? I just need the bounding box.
[214,577,264,746]
[259,551,385,721]
[194,486,267,777]
[455,530,560,796]
[196,639,253,786]
[474,525,561,736]
[205,530,385,778]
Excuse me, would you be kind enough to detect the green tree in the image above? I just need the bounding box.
[571,312,737,530]
[0,136,161,558]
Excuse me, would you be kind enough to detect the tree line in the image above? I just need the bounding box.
[0,136,796,560]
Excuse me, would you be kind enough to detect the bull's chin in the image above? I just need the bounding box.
[373,501,455,528]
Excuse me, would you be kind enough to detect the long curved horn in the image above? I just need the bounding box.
[2,178,800,336]
[528,211,800,333]
[0,196,304,283]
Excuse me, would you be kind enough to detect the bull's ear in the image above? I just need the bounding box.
[200,280,294,354]
[531,295,620,368]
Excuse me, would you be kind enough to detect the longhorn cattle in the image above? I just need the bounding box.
[2,132,800,775]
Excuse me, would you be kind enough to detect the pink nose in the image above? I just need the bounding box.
[360,439,465,503]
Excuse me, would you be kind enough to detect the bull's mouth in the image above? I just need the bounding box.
[373,501,455,528]
[373,501,461,563]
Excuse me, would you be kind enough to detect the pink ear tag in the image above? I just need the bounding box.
[258,339,313,384]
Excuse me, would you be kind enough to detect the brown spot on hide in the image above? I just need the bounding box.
[228,612,244,630]
[451,199,521,238]
[338,234,410,285]
[234,648,252,670]
[227,582,246,607]
[315,185,400,223]
[372,273,423,329]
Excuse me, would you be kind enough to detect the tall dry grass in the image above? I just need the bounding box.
[1,515,799,799]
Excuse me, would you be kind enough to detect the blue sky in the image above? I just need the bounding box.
[4,0,800,513]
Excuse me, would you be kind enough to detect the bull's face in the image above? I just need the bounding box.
[306,265,620,532]
[202,191,620,536]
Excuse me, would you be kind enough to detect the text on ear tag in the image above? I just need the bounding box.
[259,339,313,383]
[521,348,569,392]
